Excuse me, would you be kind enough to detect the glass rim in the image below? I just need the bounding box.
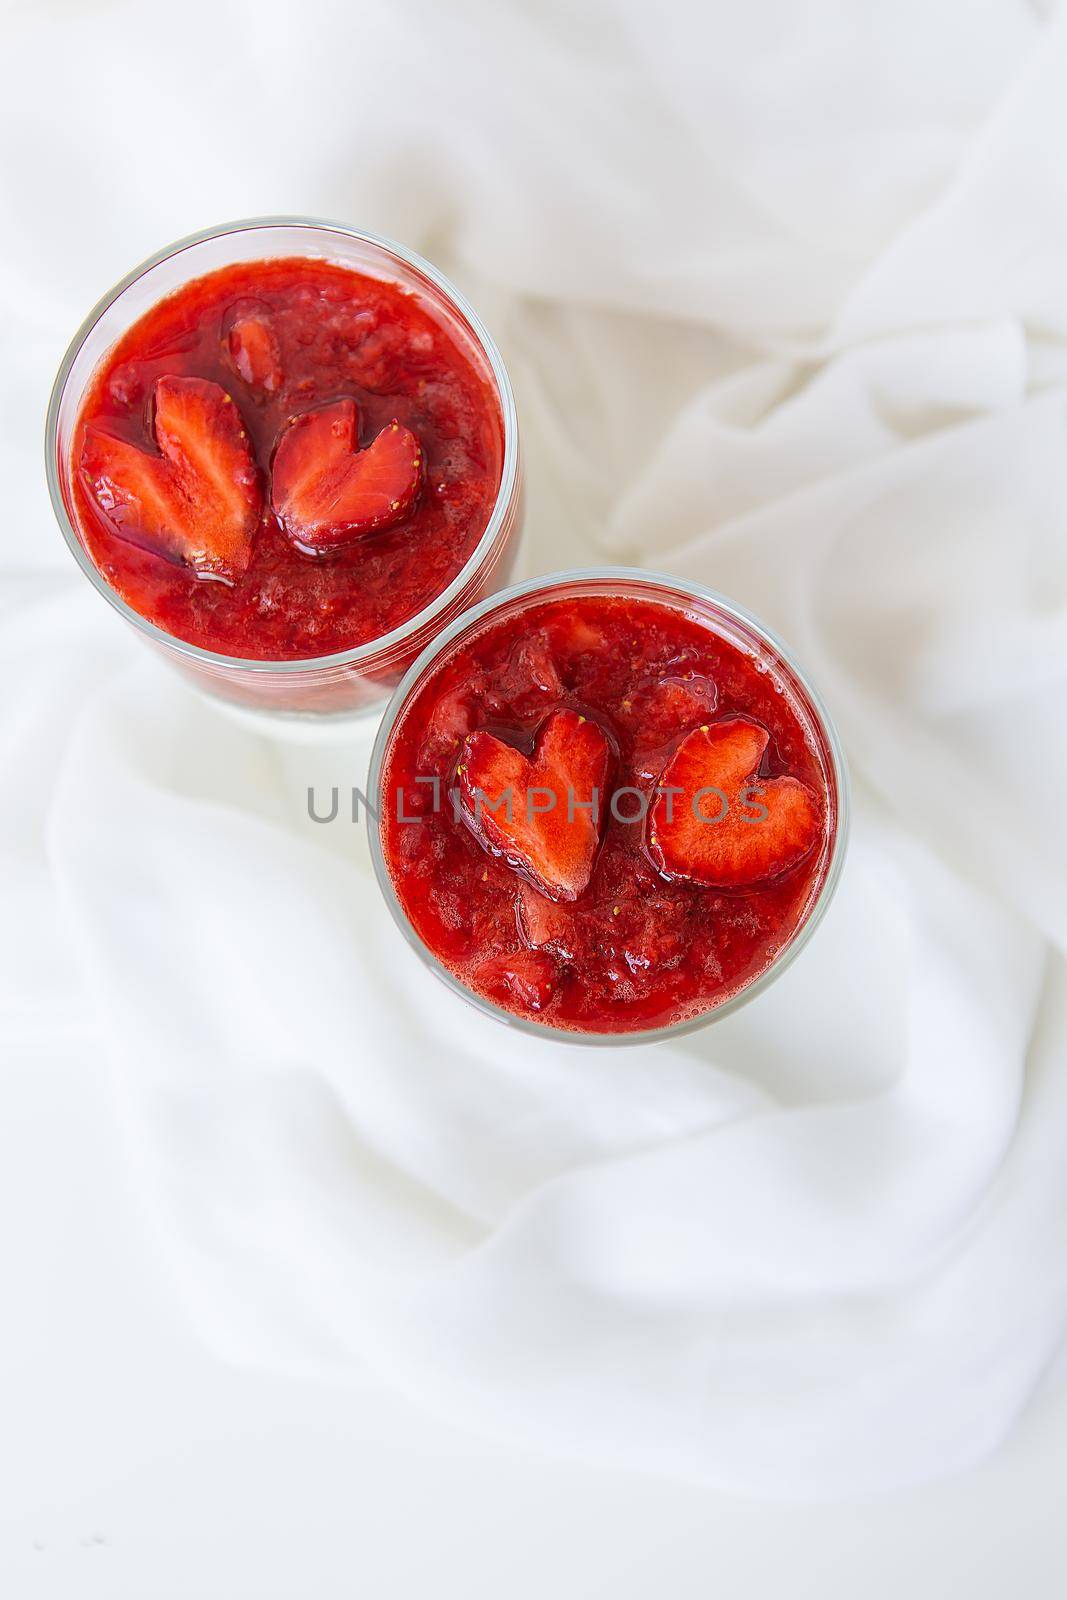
[367,566,852,1047]
[44,215,520,676]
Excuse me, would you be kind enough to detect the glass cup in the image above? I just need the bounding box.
[46,217,523,725]
[368,568,850,1045]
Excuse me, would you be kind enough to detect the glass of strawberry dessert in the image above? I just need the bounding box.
[46,218,521,721]
[370,570,848,1041]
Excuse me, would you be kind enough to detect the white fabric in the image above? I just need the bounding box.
[4,0,1067,1498]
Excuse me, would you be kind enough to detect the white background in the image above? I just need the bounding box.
[3,1050,1067,1594]
[4,1049,1067,1596]
[5,0,1067,1592]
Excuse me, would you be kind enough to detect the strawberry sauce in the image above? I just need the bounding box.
[69,258,504,659]
[380,591,840,1034]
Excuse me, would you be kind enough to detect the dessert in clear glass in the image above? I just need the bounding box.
[370,570,848,1042]
[46,218,522,721]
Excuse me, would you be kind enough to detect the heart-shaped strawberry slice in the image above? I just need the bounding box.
[270,400,422,552]
[457,708,613,902]
[648,718,822,888]
[81,376,261,583]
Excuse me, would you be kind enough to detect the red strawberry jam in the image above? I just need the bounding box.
[68,258,504,659]
[378,587,842,1035]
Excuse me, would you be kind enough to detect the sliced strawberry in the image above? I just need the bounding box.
[630,673,721,780]
[81,376,260,582]
[518,882,577,960]
[270,400,422,551]
[648,718,822,888]
[501,631,564,709]
[226,305,283,397]
[643,673,718,730]
[457,708,613,902]
[418,676,507,767]
[473,949,561,1013]
[425,687,476,754]
[81,428,191,563]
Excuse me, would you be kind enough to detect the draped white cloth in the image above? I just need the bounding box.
[4,0,1067,1497]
